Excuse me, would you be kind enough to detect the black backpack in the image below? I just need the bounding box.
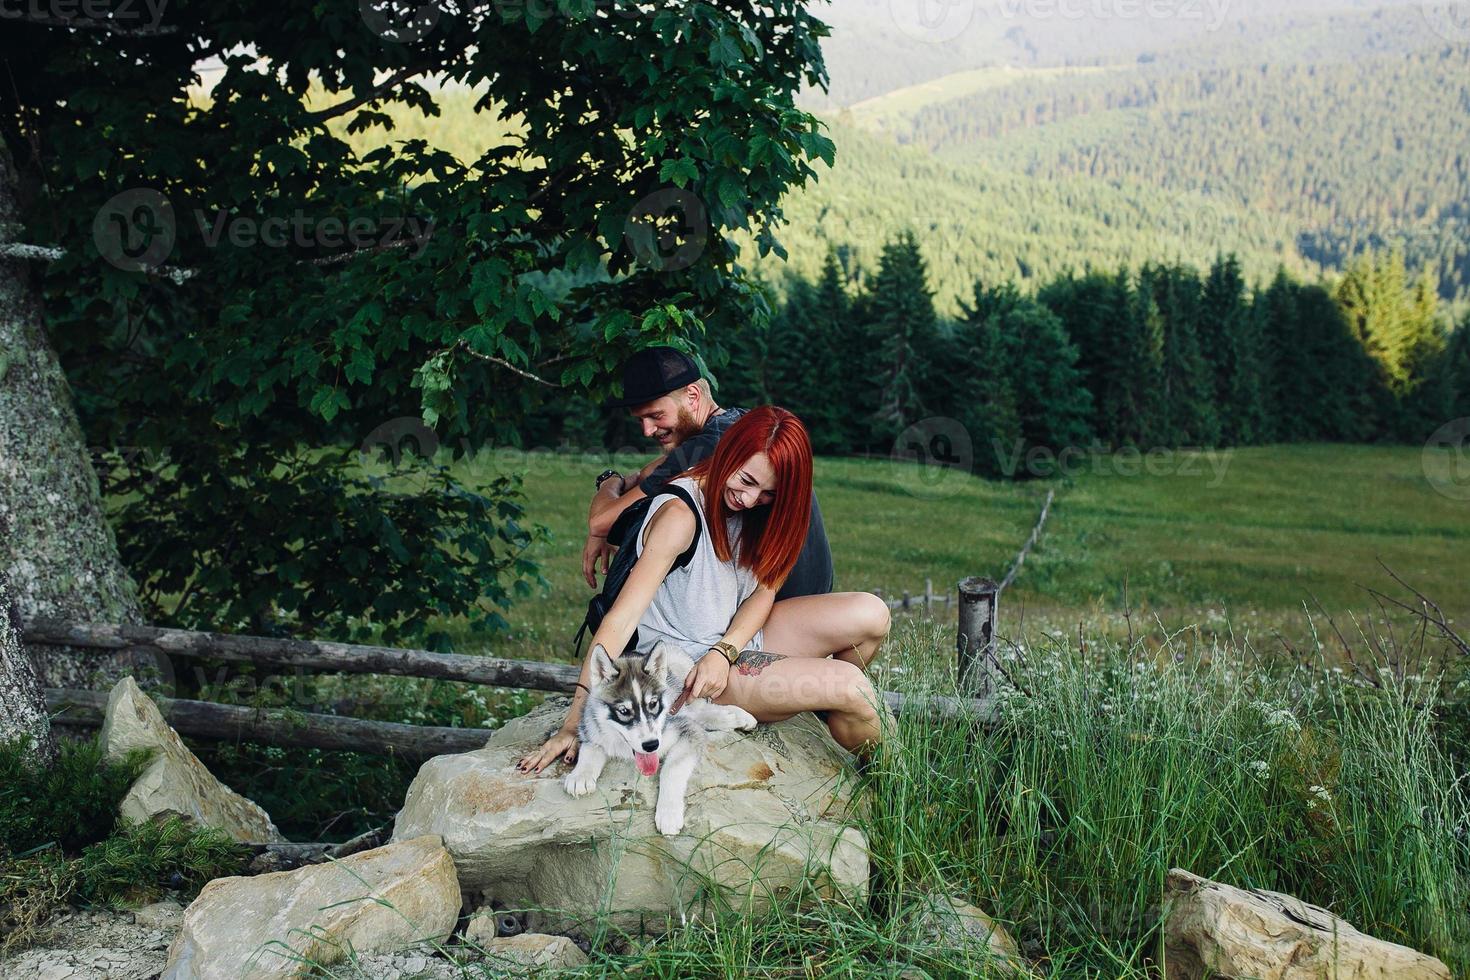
[573,483,702,658]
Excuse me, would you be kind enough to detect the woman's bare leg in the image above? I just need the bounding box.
[712,650,882,753]
[761,592,891,669]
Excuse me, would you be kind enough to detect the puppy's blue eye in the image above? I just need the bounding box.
[646,700,660,713]
[614,705,632,718]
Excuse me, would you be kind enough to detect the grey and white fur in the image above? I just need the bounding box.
[564,641,757,835]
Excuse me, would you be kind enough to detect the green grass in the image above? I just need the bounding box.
[436,442,1470,665]
[299,616,1468,978]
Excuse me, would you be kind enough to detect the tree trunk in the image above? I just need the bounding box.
[0,136,150,692]
[0,562,56,767]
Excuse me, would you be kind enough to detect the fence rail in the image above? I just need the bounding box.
[26,620,996,758]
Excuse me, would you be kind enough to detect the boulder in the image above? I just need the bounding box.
[1163,868,1452,979]
[100,677,286,843]
[161,835,460,979]
[393,700,869,935]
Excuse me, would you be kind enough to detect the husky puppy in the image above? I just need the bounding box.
[564,641,758,835]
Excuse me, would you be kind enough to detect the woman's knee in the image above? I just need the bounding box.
[835,661,881,719]
[858,592,891,642]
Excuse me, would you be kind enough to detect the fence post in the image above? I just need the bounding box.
[956,577,1000,697]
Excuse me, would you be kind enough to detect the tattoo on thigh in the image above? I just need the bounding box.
[734,651,786,676]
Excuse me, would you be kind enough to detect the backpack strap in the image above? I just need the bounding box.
[656,483,703,572]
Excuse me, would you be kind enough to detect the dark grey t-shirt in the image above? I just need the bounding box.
[640,407,834,601]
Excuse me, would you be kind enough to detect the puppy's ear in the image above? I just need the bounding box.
[590,643,618,686]
[644,641,669,679]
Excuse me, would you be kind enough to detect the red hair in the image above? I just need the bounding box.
[686,406,813,590]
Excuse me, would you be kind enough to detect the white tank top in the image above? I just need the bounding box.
[632,476,765,663]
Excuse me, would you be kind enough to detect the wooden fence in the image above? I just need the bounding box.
[27,619,997,761]
[27,490,1051,759]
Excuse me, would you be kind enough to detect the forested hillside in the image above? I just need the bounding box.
[734,120,1312,315]
[879,43,1470,299]
[798,0,1432,107]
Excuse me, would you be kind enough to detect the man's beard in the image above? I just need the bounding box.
[659,407,702,447]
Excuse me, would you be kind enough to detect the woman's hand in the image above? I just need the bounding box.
[517,728,579,774]
[679,652,732,707]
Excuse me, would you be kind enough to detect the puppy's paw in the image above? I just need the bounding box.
[730,707,759,731]
[563,771,598,798]
[655,802,685,836]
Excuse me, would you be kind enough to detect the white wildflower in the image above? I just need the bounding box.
[1248,760,1270,780]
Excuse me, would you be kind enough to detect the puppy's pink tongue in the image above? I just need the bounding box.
[634,751,659,776]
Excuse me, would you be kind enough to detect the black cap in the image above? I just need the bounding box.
[606,346,701,409]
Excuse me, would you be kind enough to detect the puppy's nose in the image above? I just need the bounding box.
[640,739,659,752]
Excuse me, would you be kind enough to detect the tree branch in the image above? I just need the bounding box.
[307,66,426,123]
[453,340,563,388]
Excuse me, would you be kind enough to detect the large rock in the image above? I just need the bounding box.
[100,676,286,843]
[392,700,869,935]
[1163,868,1452,979]
[161,835,460,980]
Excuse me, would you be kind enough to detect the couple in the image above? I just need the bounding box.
[518,348,891,774]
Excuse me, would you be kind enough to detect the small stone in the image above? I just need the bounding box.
[470,933,588,970]
[131,899,185,932]
[911,890,1025,973]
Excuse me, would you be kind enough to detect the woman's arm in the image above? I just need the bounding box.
[681,581,781,703]
[518,502,695,773]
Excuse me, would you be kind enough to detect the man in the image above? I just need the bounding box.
[583,346,834,602]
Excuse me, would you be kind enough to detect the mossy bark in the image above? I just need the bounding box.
[0,137,149,691]
[0,568,56,768]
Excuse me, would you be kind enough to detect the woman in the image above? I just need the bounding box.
[517,406,891,774]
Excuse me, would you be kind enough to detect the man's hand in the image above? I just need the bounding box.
[581,534,615,588]
[679,652,732,707]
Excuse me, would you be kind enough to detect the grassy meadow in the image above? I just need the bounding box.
[437,441,1470,667]
[80,441,1466,976]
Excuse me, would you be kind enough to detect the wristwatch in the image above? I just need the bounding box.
[595,468,621,491]
[710,641,740,665]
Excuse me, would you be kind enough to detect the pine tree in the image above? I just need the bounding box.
[1120,269,1167,447]
[863,230,941,447]
[805,249,856,454]
[1150,263,1220,445]
[1038,269,1134,449]
[1201,254,1266,445]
